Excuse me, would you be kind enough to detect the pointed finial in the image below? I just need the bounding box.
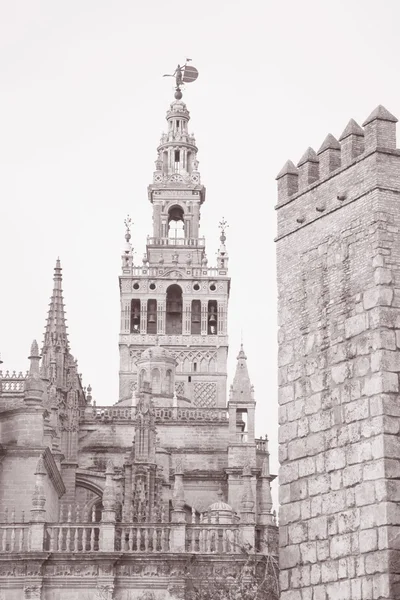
[124,215,132,243]
[29,340,40,361]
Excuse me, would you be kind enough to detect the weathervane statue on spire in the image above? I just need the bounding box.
[163,59,199,99]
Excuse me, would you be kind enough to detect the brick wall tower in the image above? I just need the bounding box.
[118,93,230,411]
[276,105,400,599]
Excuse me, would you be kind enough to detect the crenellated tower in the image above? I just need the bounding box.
[119,93,230,410]
[277,105,400,599]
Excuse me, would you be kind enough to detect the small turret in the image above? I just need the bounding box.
[25,340,43,406]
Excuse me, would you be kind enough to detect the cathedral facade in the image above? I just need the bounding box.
[0,88,277,599]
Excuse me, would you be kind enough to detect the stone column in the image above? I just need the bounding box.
[29,455,46,552]
[100,460,116,552]
[240,464,255,551]
[170,460,186,552]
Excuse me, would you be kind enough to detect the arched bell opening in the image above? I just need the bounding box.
[168,205,185,239]
[166,284,183,335]
[147,299,157,334]
[191,299,201,334]
[208,300,218,335]
[131,299,140,334]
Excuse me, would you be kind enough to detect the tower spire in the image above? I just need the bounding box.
[43,258,68,352]
[230,344,253,402]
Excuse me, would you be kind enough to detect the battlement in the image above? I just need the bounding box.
[276,105,400,240]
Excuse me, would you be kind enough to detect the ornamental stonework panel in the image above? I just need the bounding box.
[175,381,185,397]
[193,382,217,407]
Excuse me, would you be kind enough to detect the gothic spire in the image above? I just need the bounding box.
[42,259,69,353]
[230,344,253,402]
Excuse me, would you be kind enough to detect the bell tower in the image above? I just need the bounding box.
[119,82,230,410]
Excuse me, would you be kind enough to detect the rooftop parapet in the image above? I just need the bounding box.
[317,134,341,178]
[297,147,319,191]
[338,118,364,166]
[276,104,398,206]
[362,104,398,152]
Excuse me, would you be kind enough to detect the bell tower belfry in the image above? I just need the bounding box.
[118,81,230,410]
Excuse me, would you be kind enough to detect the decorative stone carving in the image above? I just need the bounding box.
[193,382,217,407]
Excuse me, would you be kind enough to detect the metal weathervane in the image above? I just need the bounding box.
[163,59,199,99]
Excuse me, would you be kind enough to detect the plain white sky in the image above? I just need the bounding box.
[1,0,400,507]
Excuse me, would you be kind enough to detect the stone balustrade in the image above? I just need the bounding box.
[0,524,30,552]
[0,370,27,394]
[0,519,273,555]
[146,236,205,247]
[79,406,229,423]
[115,524,170,552]
[45,523,100,552]
[186,524,240,553]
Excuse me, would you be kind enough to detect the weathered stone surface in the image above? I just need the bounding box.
[277,108,400,599]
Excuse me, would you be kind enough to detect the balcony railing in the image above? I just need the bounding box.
[147,236,205,247]
[0,518,275,555]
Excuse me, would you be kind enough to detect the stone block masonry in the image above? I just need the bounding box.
[276,105,400,599]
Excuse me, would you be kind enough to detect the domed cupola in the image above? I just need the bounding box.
[206,489,238,524]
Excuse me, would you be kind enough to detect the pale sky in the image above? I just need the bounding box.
[1,0,400,508]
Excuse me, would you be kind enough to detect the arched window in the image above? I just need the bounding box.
[168,205,185,240]
[166,370,172,395]
[131,299,140,333]
[151,368,161,394]
[166,284,182,335]
[208,300,218,335]
[139,369,146,390]
[147,300,157,334]
[191,299,201,334]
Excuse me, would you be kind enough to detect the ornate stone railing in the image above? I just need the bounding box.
[155,407,228,422]
[130,265,222,277]
[119,333,228,346]
[115,524,170,552]
[256,438,268,452]
[186,524,240,554]
[45,523,100,552]
[0,524,30,552]
[147,236,205,247]
[79,406,228,423]
[0,519,275,555]
[0,371,27,394]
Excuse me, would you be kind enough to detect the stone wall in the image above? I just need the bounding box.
[277,109,400,598]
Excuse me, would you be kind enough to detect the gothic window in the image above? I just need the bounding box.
[191,299,201,334]
[139,369,146,390]
[151,368,161,394]
[147,299,157,334]
[130,299,140,333]
[193,362,197,373]
[209,357,216,372]
[166,284,182,335]
[208,300,218,335]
